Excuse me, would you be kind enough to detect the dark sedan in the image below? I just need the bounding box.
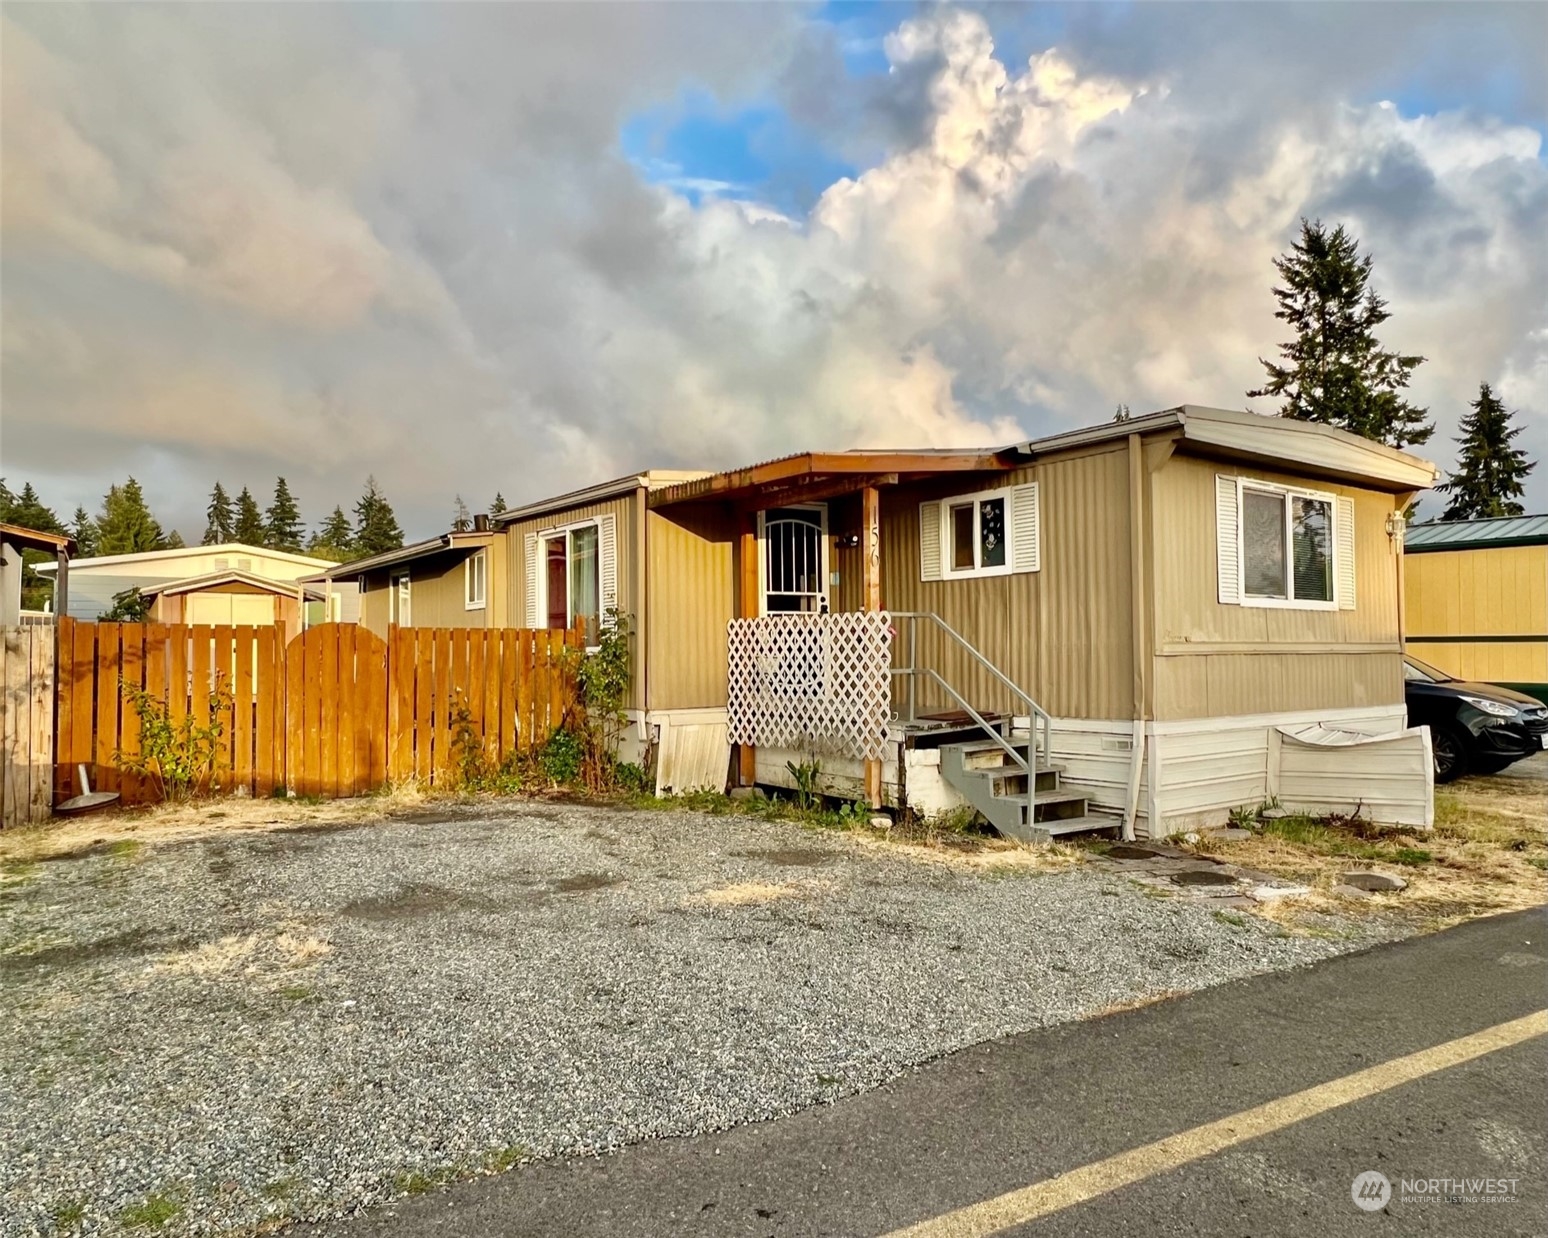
[1404,655,1548,782]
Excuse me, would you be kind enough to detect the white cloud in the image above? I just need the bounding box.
[1,4,1543,540]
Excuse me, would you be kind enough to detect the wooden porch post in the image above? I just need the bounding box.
[736,511,759,788]
[861,484,883,809]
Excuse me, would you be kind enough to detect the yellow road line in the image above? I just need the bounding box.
[883,1009,1548,1238]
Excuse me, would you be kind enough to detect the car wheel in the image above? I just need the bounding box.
[1431,724,1470,783]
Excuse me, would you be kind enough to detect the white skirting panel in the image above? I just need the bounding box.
[647,708,732,796]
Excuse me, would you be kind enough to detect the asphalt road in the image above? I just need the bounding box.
[318,909,1547,1238]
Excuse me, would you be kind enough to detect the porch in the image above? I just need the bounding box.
[647,452,1118,842]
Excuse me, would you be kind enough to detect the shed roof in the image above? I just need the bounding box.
[299,530,495,581]
[1405,514,1548,553]
[138,570,325,599]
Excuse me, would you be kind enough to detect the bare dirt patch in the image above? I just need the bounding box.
[687,879,831,907]
[553,873,623,893]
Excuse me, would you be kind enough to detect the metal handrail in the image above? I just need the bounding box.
[897,612,1052,758]
[888,611,1053,828]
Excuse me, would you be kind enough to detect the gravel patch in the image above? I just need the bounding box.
[0,804,1403,1235]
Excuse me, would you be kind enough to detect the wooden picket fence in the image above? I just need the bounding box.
[2,625,56,829]
[52,618,582,808]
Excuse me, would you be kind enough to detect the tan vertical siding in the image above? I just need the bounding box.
[645,507,737,710]
[1149,452,1406,719]
[882,448,1133,720]
[1405,543,1548,688]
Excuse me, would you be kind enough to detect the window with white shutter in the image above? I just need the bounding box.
[921,483,1040,581]
[1216,474,1347,612]
[528,515,617,646]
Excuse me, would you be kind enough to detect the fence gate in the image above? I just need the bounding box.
[285,624,389,798]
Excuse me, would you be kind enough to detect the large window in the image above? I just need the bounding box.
[541,522,600,639]
[943,489,1011,578]
[1240,482,1334,607]
[464,550,487,610]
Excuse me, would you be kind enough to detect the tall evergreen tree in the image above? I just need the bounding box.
[1435,382,1536,521]
[451,495,472,532]
[265,477,305,552]
[6,483,63,535]
[309,506,355,562]
[489,491,508,517]
[1249,218,1433,449]
[96,478,165,555]
[70,507,99,559]
[163,529,187,549]
[0,479,15,522]
[353,476,404,556]
[233,486,266,545]
[203,482,235,545]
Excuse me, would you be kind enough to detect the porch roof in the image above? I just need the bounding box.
[647,448,1017,510]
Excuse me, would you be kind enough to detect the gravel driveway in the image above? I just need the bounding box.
[1,804,1393,1235]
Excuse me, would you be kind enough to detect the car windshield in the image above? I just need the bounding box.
[1403,655,1456,684]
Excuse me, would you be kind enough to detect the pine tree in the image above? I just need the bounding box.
[164,529,187,549]
[0,479,15,522]
[203,482,235,545]
[353,476,404,557]
[96,479,166,555]
[233,487,266,545]
[309,507,355,562]
[265,477,305,552]
[452,495,472,532]
[1249,218,1433,449]
[7,483,63,534]
[489,492,508,517]
[1435,382,1536,521]
[70,507,99,558]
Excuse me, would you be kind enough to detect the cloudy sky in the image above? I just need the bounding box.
[3,1,1545,542]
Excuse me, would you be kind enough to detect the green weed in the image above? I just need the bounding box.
[118,1191,183,1230]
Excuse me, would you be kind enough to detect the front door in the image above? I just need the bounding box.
[760,505,829,614]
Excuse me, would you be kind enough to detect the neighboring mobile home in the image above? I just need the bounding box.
[1403,514,1548,704]
[34,543,339,622]
[355,406,1439,837]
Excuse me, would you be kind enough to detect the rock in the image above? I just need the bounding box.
[1213,828,1252,842]
[1340,871,1407,893]
[728,786,766,801]
[1332,884,1375,900]
[1182,831,1201,844]
[1247,882,1310,902]
[868,815,893,831]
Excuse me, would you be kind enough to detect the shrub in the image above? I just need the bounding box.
[538,728,585,786]
[116,673,233,801]
[563,611,637,793]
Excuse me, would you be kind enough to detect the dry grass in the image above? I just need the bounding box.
[1184,774,1546,930]
[686,879,832,907]
[847,829,1082,874]
[0,784,429,866]
[151,927,333,980]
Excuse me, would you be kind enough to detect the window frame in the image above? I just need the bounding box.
[535,517,603,644]
[939,485,1015,581]
[390,570,411,626]
[464,549,487,611]
[1236,478,1338,611]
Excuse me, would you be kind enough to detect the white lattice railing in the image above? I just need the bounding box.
[726,612,893,762]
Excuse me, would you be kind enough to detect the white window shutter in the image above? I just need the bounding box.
[1010,482,1041,573]
[599,513,618,624]
[523,533,539,628]
[919,501,942,581]
[1215,475,1241,605]
[1337,497,1356,610]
